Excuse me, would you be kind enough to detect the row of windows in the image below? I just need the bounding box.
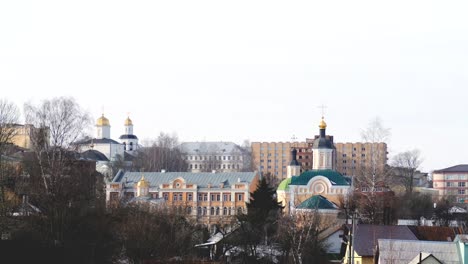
[342,153,366,157]
[195,206,244,216]
[446,182,466,187]
[123,142,134,151]
[189,164,240,170]
[162,193,243,201]
[188,155,242,161]
[445,175,468,180]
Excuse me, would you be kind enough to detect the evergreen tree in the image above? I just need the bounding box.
[245,177,283,226]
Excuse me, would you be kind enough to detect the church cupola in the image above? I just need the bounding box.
[287,148,301,178]
[119,115,139,153]
[136,175,150,197]
[124,116,133,135]
[96,114,111,139]
[312,117,335,170]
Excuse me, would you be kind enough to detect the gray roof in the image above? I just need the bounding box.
[179,142,243,155]
[353,225,418,257]
[76,138,121,145]
[112,171,257,188]
[378,239,460,264]
[434,164,468,173]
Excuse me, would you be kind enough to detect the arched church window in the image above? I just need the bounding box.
[129,142,133,151]
[223,207,227,215]
[210,207,215,215]
[216,207,220,215]
[197,207,201,215]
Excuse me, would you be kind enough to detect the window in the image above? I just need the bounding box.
[447,182,453,187]
[178,193,183,200]
[187,207,192,214]
[223,207,227,215]
[203,207,207,215]
[223,164,226,169]
[459,189,465,195]
[123,142,126,151]
[459,182,466,187]
[129,142,133,150]
[211,194,215,201]
[190,164,193,169]
[237,194,243,201]
[228,165,231,169]
[210,207,215,215]
[195,164,198,169]
[198,194,202,200]
[223,194,231,201]
[204,193,208,201]
[163,193,168,200]
[223,156,226,160]
[217,194,220,201]
[342,154,346,157]
[197,207,201,215]
[216,207,220,215]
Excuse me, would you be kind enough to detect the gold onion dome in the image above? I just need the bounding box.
[124,116,133,126]
[319,117,327,129]
[137,175,149,188]
[96,114,110,126]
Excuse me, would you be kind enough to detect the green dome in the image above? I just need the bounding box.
[291,169,349,186]
[296,195,338,210]
[277,178,292,191]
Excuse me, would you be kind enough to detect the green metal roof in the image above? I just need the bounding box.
[290,169,349,186]
[296,195,338,210]
[277,178,291,191]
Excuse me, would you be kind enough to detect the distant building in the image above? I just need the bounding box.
[252,139,387,180]
[106,170,259,225]
[8,124,48,149]
[75,115,139,178]
[277,118,351,212]
[179,142,249,173]
[433,164,468,204]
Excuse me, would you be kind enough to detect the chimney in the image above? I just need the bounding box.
[238,177,241,183]
[212,170,216,174]
[161,169,166,173]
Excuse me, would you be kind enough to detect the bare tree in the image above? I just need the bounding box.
[24,97,91,193]
[391,149,422,194]
[354,117,392,223]
[276,210,333,264]
[0,99,21,217]
[134,132,188,172]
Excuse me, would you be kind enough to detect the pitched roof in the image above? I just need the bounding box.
[353,225,418,256]
[291,170,349,186]
[112,171,257,189]
[378,239,459,264]
[179,142,243,154]
[408,253,442,264]
[75,138,121,145]
[433,164,468,173]
[296,195,339,210]
[408,226,456,242]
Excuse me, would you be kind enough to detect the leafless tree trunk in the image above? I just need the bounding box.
[0,99,20,213]
[24,97,91,193]
[276,210,333,264]
[391,149,422,194]
[357,117,391,223]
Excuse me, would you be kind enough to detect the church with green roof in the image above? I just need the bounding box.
[276,117,351,213]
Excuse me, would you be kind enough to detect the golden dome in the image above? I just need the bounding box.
[96,114,110,126]
[136,175,149,188]
[124,116,133,126]
[319,117,327,129]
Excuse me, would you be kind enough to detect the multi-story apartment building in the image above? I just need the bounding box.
[251,142,311,181]
[180,142,250,173]
[335,142,388,176]
[252,141,388,179]
[106,170,259,225]
[433,165,468,203]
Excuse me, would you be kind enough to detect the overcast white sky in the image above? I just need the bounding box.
[1,0,467,172]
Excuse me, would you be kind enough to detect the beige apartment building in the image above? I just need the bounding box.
[335,142,388,176]
[252,141,387,180]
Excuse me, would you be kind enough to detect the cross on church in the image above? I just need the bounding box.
[318,104,327,118]
[291,134,297,142]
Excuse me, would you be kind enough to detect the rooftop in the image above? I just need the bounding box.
[291,170,349,186]
[112,171,257,189]
[433,164,468,173]
[179,142,244,154]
